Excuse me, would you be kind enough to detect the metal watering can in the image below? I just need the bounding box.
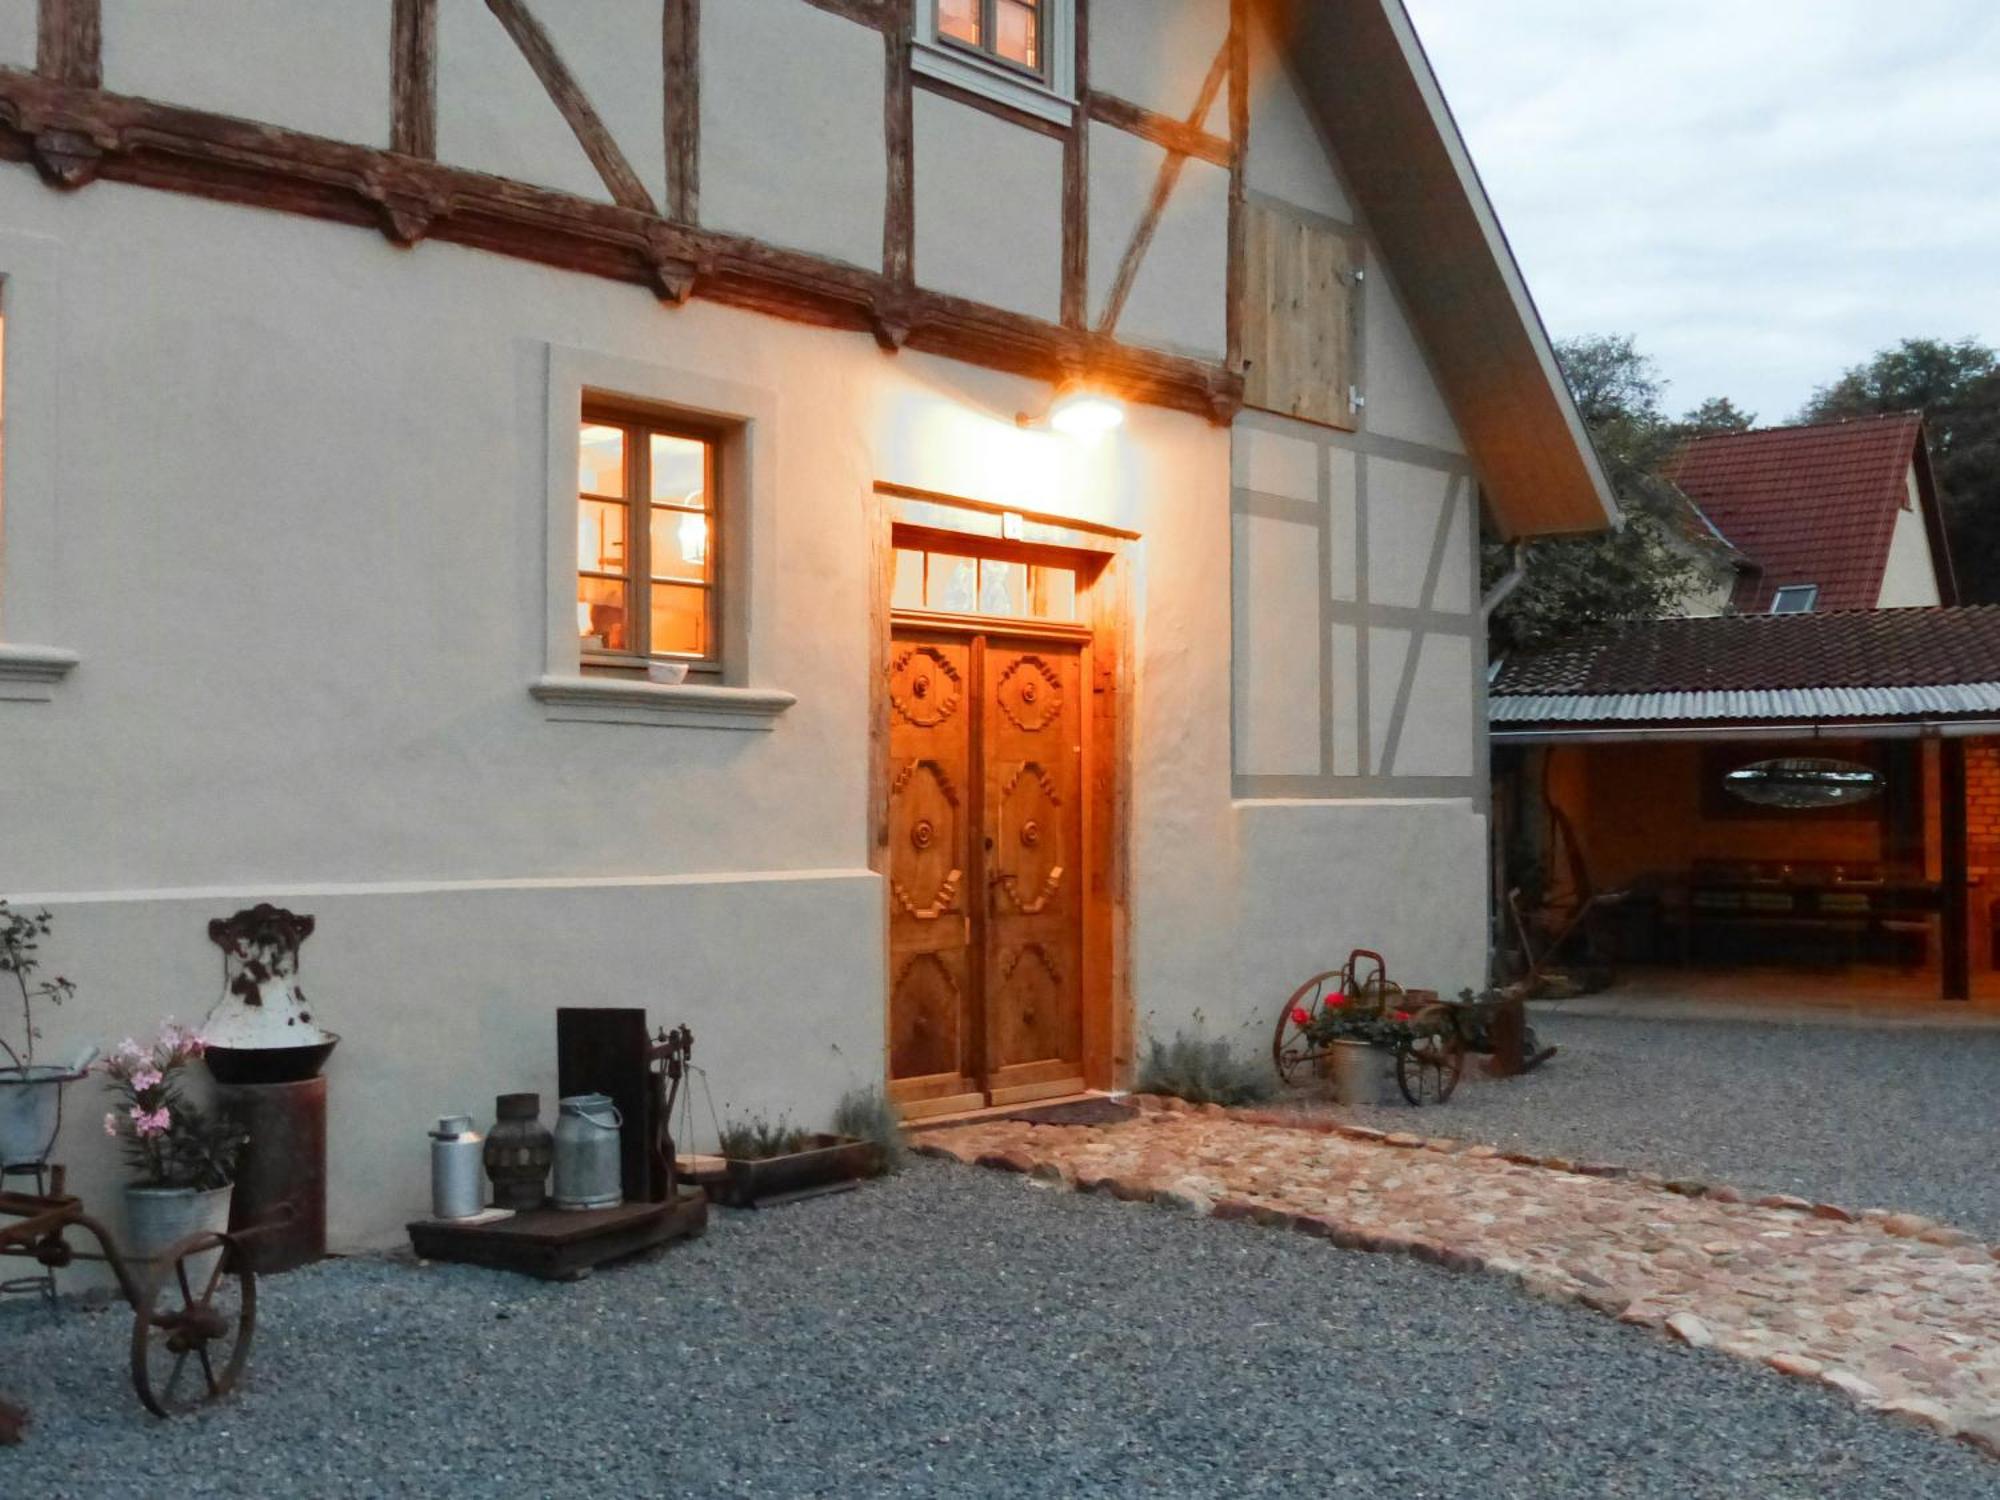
[551,1093,623,1211]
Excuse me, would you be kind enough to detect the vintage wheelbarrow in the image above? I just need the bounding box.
[0,1166,259,1440]
[1272,951,1556,1107]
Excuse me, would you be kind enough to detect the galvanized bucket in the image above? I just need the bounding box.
[551,1094,623,1211]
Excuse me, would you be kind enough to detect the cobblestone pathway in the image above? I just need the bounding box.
[918,1097,2000,1460]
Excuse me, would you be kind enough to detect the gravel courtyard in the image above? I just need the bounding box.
[1326,1009,2000,1241]
[5,1160,1997,1499]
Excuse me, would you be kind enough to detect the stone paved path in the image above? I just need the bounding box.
[917,1098,2000,1460]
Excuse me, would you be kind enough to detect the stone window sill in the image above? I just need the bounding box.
[530,674,796,731]
[0,643,79,702]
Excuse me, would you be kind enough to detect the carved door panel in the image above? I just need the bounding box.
[885,631,980,1113]
[981,642,1086,1104]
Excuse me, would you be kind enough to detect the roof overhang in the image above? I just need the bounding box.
[1268,0,1618,541]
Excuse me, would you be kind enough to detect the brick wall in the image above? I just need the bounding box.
[1967,742,2000,868]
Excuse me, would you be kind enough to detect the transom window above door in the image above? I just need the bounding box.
[576,412,716,670]
[892,546,1077,623]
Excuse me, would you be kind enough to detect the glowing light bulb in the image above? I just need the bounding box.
[1046,384,1125,438]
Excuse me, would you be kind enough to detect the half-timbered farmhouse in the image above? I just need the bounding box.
[0,0,1611,1245]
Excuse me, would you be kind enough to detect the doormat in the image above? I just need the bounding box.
[929,1097,1138,1131]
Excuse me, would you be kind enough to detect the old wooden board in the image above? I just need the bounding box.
[406,1188,706,1281]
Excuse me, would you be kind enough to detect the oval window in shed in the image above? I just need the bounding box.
[1722,758,1884,811]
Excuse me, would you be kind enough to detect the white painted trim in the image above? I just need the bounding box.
[0,232,70,673]
[541,344,792,727]
[912,0,1076,126]
[0,642,78,702]
[531,673,796,730]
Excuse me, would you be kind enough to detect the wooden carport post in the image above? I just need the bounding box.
[1940,737,1971,1001]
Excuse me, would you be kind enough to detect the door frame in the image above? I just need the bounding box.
[869,482,1135,1110]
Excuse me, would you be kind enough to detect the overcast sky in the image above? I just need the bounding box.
[1401,0,2000,424]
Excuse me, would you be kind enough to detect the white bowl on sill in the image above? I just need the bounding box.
[647,662,690,686]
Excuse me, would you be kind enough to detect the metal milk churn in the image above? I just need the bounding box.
[551,1094,623,1211]
[430,1114,485,1220]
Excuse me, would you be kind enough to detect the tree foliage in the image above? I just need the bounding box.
[1486,335,1729,656]
[1799,337,2000,602]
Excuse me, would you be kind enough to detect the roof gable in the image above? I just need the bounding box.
[1268,0,1616,540]
[1666,414,1945,612]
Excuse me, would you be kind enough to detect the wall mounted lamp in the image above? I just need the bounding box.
[1018,379,1126,438]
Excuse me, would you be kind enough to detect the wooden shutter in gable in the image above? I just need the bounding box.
[1242,200,1361,431]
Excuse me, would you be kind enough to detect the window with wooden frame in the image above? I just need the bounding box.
[576,411,718,673]
[891,542,1079,623]
[1242,200,1364,432]
[915,0,1076,124]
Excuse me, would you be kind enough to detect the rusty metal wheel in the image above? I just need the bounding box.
[1394,1033,1464,1107]
[130,1231,256,1418]
[1272,971,1344,1086]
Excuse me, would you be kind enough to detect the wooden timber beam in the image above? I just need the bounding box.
[1225,0,1248,373]
[1061,0,1090,330]
[1094,38,1231,338]
[1085,92,1229,169]
[36,0,99,88]
[879,0,916,344]
[389,0,437,161]
[798,0,895,25]
[485,0,659,216]
[664,0,699,225]
[0,66,1240,422]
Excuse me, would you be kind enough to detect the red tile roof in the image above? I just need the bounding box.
[1665,414,1927,612]
[1493,607,2000,698]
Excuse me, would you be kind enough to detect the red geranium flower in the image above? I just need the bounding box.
[1327,993,1347,1008]
[1290,1006,1311,1026]
[1392,1011,1412,1022]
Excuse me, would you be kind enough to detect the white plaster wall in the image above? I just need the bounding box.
[1088,124,1228,359]
[1244,10,1353,222]
[101,0,393,148]
[1368,459,1453,608]
[1878,472,1943,607]
[1393,635,1477,779]
[1365,267,1467,455]
[0,159,1488,1251]
[1233,511,1321,776]
[0,0,35,71]
[1089,0,1230,127]
[437,0,608,203]
[913,91,1064,321]
[534,1,670,207]
[1144,798,1489,1061]
[701,0,886,271]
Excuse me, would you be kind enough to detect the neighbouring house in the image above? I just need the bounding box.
[0,0,1610,1248]
[1492,417,2000,1005]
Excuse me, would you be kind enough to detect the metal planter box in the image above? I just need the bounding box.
[705,1134,879,1209]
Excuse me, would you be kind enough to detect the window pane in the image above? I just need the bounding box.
[1033,565,1076,621]
[651,582,710,658]
[578,497,628,574]
[978,558,1026,616]
[650,432,709,508]
[926,553,978,613]
[892,548,926,609]
[578,575,631,652]
[995,0,1038,67]
[650,507,710,584]
[939,0,980,46]
[579,423,625,497]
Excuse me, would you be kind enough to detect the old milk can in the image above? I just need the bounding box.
[551,1094,623,1211]
[430,1114,485,1220]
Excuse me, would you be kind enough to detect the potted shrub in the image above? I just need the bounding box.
[0,902,88,1170]
[102,1023,248,1274]
[696,1108,881,1209]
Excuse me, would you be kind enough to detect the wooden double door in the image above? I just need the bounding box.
[887,624,1089,1115]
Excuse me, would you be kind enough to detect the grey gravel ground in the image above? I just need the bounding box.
[1331,1011,2000,1241]
[4,1161,1996,1499]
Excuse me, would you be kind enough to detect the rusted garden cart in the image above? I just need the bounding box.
[0,1166,257,1439]
[1272,951,1556,1106]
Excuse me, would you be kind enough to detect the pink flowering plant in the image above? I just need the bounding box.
[100,1024,246,1190]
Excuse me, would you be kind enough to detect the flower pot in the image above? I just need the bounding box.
[696,1134,880,1209]
[1325,1039,1393,1107]
[0,1066,73,1169]
[124,1184,234,1289]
